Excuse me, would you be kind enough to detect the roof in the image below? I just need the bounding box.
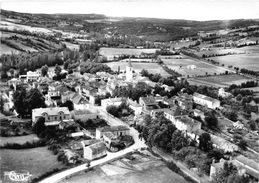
[97,125,130,133]
[81,139,101,147]
[87,142,106,154]
[193,92,219,103]
[140,96,157,105]
[175,115,201,128]
[32,107,70,117]
[71,94,88,104]
[164,106,188,117]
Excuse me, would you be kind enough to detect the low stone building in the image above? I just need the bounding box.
[82,141,107,160]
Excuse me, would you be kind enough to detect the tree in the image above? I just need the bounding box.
[106,105,119,117]
[199,133,213,152]
[13,85,27,117]
[238,139,247,150]
[204,112,218,129]
[24,88,46,115]
[33,116,46,136]
[54,64,62,76]
[41,65,48,77]
[60,100,74,111]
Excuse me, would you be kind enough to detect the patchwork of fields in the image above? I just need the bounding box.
[106,61,171,77]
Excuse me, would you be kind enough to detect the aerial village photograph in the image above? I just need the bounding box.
[0,0,259,182]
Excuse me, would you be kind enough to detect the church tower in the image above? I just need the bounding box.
[126,57,133,82]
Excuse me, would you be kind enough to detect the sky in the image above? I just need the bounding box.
[1,0,259,21]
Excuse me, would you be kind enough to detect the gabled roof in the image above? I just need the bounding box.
[193,92,219,103]
[87,142,106,154]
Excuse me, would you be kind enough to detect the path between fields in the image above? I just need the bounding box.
[39,106,147,183]
[152,147,210,183]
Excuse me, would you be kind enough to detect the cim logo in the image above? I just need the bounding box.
[4,171,32,182]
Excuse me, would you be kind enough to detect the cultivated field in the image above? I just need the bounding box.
[211,53,259,71]
[1,20,52,34]
[188,74,253,87]
[0,147,65,181]
[162,56,228,77]
[106,61,171,77]
[60,152,188,183]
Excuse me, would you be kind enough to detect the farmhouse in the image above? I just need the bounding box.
[32,107,71,126]
[193,92,220,109]
[19,71,40,82]
[96,125,130,139]
[82,141,107,160]
[164,108,201,134]
[210,134,238,153]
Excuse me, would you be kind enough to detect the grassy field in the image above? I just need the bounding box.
[0,134,39,146]
[211,53,259,71]
[0,147,65,181]
[188,74,253,87]
[106,61,170,77]
[162,56,228,77]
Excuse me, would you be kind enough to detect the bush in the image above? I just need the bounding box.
[0,140,46,149]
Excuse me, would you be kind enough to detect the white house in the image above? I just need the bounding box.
[19,71,40,82]
[193,92,220,109]
[32,107,71,126]
[101,97,123,109]
[96,125,130,139]
[128,99,142,115]
[210,134,239,153]
[82,141,107,160]
[218,88,231,98]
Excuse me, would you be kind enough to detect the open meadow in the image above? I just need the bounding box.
[162,55,229,77]
[188,74,253,87]
[0,147,65,181]
[106,61,171,77]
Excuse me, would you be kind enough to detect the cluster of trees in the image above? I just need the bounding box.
[134,113,222,175]
[13,86,46,118]
[140,69,180,86]
[229,81,258,90]
[112,82,152,102]
[76,118,108,130]
[240,68,259,77]
[1,51,63,78]
[79,61,113,74]
[106,102,134,118]
[212,162,249,183]
[159,64,182,78]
